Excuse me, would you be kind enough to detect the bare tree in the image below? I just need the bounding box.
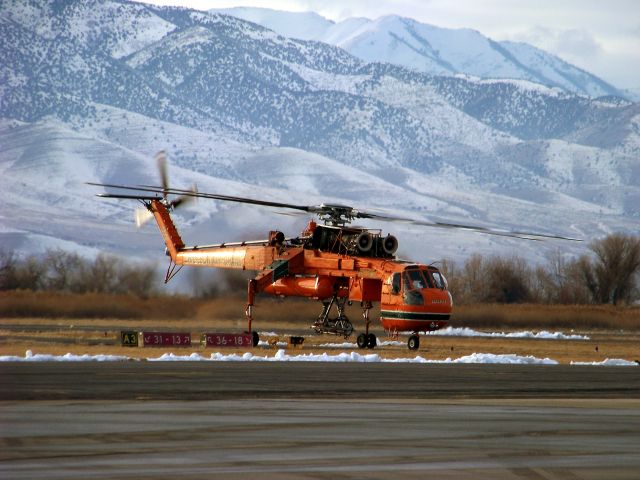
[79,254,118,294]
[533,252,592,304]
[0,249,18,290]
[115,263,157,297]
[13,255,46,290]
[43,249,83,291]
[483,256,531,303]
[453,254,486,304]
[584,234,640,305]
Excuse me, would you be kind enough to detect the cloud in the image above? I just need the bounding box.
[556,29,603,57]
[512,26,603,59]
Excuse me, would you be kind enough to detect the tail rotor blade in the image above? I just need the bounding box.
[155,150,169,199]
[135,207,154,228]
[170,184,198,209]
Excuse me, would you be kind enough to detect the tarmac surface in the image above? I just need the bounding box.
[1,362,640,479]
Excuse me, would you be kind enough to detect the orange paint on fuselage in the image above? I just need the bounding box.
[263,276,336,298]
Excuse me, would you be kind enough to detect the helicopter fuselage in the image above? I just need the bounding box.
[154,199,452,337]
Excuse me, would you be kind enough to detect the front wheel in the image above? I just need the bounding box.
[408,334,420,350]
[356,333,368,349]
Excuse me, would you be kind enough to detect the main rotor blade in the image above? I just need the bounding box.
[355,210,582,241]
[94,192,160,201]
[137,185,314,213]
[88,182,581,241]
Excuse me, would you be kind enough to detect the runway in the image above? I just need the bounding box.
[2,362,640,479]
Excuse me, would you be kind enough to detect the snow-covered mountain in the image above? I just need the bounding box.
[1,0,638,270]
[215,7,625,99]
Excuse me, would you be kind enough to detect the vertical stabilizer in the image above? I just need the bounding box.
[150,200,184,259]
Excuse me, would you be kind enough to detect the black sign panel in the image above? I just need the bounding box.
[120,331,138,347]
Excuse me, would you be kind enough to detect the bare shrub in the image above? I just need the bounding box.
[0,249,160,297]
[0,249,18,290]
[116,263,157,298]
[186,268,223,298]
[42,249,83,291]
[585,234,640,305]
[482,256,531,303]
[13,255,47,290]
[445,254,531,304]
[533,252,592,304]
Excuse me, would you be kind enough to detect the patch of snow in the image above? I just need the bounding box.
[430,327,589,340]
[570,358,638,367]
[476,78,566,97]
[2,349,559,365]
[0,350,130,362]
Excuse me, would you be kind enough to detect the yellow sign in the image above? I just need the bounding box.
[121,331,138,347]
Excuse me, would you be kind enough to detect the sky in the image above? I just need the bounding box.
[145,0,640,93]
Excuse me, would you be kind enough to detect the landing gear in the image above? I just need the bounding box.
[367,333,377,349]
[356,301,376,349]
[356,332,377,349]
[408,334,420,351]
[245,279,259,347]
[313,295,354,338]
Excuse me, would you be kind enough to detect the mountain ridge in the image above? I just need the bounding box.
[214,7,626,99]
[0,0,638,268]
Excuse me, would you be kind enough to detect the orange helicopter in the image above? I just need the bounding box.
[89,152,579,350]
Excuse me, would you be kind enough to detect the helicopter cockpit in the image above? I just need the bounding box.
[389,266,450,306]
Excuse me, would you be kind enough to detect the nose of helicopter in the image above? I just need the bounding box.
[422,288,453,314]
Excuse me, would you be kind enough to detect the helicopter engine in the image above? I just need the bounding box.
[310,225,398,257]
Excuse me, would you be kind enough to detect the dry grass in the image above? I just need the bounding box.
[450,304,640,331]
[2,292,640,364]
[2,291,639,332]
[0,290,199,320]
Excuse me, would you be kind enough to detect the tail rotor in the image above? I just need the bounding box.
[135,151,197,227]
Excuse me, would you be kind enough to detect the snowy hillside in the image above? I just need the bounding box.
[1,0,638,269]
[215,7,625,99]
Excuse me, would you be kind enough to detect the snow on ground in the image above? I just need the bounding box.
[570,359,639,367]
[2,349,636,366]
[263,328,588,347]
[0,350,130,362]
[429,327,589,340]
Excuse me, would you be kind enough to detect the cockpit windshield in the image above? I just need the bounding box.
[403,269,425,291]
[431,271,447,289]
[392,268,448,294]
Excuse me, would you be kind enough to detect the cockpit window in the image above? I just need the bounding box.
[431,271,447,290]
[421,269,434,288]
[404,269,425,290]
[390,273,401,294]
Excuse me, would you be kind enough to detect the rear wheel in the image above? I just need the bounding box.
[356,333,368,349]
[367,333,377,349]
[408,334,420,350]
[252,331,260,347]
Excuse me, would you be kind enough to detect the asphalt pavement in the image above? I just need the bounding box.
[1,362,639,479]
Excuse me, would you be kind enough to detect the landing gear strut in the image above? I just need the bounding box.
[313,294,354,338]
[245,279,259,347]
[356,301,376,349]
